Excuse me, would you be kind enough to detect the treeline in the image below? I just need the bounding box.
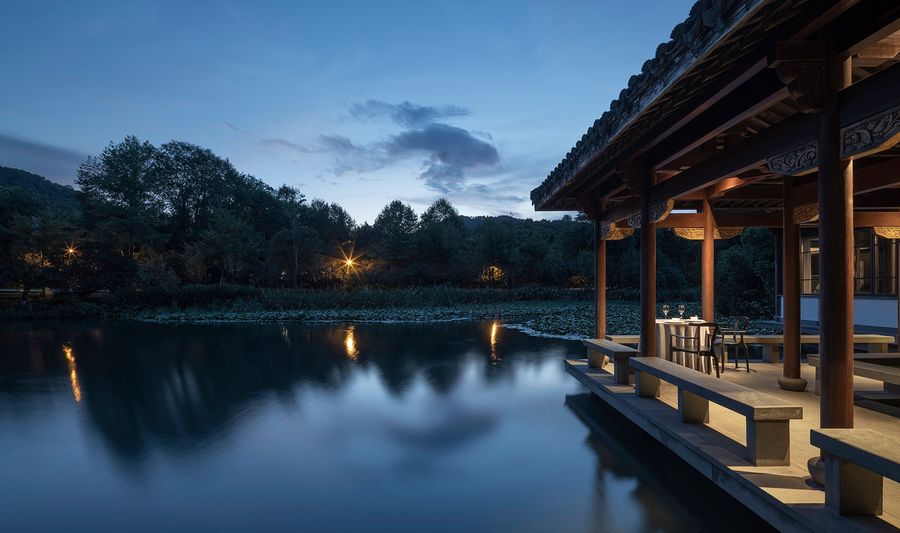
[0,135,775,315]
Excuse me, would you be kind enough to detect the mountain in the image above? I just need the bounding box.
[0,166,79,214]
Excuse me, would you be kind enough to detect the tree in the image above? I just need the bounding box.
[372,200,418,284]
[415,198,465,283]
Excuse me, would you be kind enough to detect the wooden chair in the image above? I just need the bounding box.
[720,316,750,373]
[670,322,721,378]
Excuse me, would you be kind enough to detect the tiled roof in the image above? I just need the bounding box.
[531,0,764,210]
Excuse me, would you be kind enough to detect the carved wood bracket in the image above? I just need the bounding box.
[841,104,900,159]
[874,227,900,239]
[767,141,817,175]
[627,199,674,228]
[673,227,743,240]
[599,223,634,241]
[769,42,825,113]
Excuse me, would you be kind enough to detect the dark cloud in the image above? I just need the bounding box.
[385,123,499,193]
[0,132,89,185]
[350,99,470,127]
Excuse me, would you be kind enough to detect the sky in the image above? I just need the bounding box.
[0,0,694,223]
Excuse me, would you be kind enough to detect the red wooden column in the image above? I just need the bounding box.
[701,195,715,322]
[779,176,807,391]
[594,220,607,340]
[818,52,854,428]
[639,170,658,357]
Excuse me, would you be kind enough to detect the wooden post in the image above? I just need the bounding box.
[818,52,854,428]
[640,169,658,357]
[701,195,715,322]
[594,220,607,340]
[779,175,807,391]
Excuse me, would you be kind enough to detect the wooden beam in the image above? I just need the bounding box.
[644,60,900,209]
[637,164,657,358]
[656,211,900,228]
[793,157,900,205]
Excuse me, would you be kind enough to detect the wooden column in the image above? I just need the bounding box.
[779,175,807,391]
[818,53,854,428]
[639,170,657,357]
[594,221,607,340]
[701,195,715,322]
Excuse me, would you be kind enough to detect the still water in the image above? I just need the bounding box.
[0,321,767,532]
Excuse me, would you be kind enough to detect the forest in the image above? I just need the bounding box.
[0,136,776,316]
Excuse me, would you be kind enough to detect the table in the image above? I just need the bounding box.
[654,318,713,372]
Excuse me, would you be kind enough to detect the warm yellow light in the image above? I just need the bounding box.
[62,345,82,402]
[345,258,355,268]
[489,321,499,361]
[344,326,358,360]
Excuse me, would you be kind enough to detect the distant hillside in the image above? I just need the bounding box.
[0,166,79,214]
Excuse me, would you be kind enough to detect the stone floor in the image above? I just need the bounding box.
[566,359,900,532]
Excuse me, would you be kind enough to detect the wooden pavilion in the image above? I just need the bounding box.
[534,0,900,529]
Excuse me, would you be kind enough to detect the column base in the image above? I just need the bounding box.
[808,456,825,487]
[778,376,808,392]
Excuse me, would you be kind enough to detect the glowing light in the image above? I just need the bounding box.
[489,321,500,362]
[62,345,82,402]
[344,258,355,268]
[344,326,358,360]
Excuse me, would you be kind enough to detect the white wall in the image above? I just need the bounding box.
[778,295,899,329]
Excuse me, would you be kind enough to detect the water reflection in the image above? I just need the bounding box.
[62,344,82,402]
[0,321,770,531]
[344,325,358,360]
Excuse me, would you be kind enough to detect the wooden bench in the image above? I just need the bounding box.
[582,339,640,385]
[609,334,895,363]
[811,428,900,516]
[808,354,900,395]
[630,357,803,466]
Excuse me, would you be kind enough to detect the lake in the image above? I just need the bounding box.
[0,321,769,532]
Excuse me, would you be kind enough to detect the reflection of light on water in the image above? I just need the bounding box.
[281,325,290,344]
[62,345,82,402]
[489,321,500,362]
[345,326,358,360]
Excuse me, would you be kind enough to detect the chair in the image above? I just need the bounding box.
[720,316,750,373]
[669,322,721,378]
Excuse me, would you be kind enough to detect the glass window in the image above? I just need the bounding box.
[875,235,897,295]
[799,230,897,296]
[801,237,819,294]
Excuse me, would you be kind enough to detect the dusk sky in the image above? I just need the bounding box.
[1,0,693,223]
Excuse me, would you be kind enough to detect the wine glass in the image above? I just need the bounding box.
[677,304,685,319]
[662,304,669,319]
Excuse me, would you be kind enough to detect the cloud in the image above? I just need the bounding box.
[384,123,499,192]
[350,99,470,127]
[0,132,89,185]
[261,137,309,152]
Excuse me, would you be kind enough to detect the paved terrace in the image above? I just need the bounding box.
[566,360,900,532]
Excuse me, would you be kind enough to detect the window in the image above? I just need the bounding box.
[801,237,819,294]
[799,229,897,296]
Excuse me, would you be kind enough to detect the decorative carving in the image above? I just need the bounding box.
[841,105,900,159]
[874,227,900,239]
[770,42,825,113]
[600,223,634,241]
[793,205,819,224]
[627,199,675,228]
[673,227,743,240]
[767,141,817,175]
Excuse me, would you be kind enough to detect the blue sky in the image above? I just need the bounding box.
[0,0,693,223]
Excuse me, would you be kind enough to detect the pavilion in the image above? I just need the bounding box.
[533,0,900,529]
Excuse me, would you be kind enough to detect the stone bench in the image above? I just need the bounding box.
[811,428,900,516]
[582,339,640,385]
[630,357,802,466]
[808,354,900,395]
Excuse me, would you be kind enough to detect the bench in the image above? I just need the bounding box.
[811,428,900,516]
[754,334,895,362]
[630,357,803,466]
[808,354,900,395]
[582,339,640,385]
[609,334,895,363]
